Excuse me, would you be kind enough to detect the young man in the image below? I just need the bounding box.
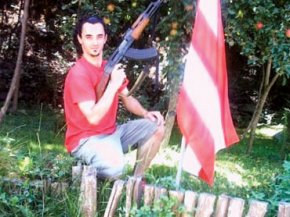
[63,16,164,180]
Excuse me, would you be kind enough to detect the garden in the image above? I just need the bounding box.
[0,0,289,216]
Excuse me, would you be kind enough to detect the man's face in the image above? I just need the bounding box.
[77,22,107,57]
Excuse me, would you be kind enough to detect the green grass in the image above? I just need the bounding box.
[0,105,289,216]
[145,134,283,199]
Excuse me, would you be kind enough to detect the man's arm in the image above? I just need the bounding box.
[78,64,126,125]
[120,88,164,126]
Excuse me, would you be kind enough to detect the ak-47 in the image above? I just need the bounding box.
[96,0,165,99]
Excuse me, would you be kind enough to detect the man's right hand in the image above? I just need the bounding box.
[110,64,126,90]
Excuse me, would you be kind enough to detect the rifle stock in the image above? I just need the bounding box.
[131,17,150,40]
[96,0,164,100]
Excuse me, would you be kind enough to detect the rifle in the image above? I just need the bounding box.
[96,0,165,99]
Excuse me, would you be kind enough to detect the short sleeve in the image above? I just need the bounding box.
[67,70,96,103]
[118,78,129,92]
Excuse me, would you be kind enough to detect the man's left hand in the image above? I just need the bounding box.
[144,111,164,126]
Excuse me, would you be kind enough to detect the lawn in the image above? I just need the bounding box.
[0,105,289,216]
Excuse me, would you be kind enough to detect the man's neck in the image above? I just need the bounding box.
[83,53,103,67]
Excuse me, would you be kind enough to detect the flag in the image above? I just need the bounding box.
[176,0,239,186]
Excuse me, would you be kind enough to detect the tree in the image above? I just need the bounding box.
[224,0,290,153]
[0,0,30,123]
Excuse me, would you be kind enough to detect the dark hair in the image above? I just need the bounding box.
[73,15,107,56]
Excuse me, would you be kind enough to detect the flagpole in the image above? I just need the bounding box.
[175,136,186,189]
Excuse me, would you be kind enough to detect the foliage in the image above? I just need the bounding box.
[279,108,290,158]
[130,195,185,217]
[0,0,194,111]
[269,160,290,203]
[225,0,290,76]
[250,159,290,216]
[1,0,290,124]
[0,181,82,217]
[224,0,290,153]
[0,105,68,179]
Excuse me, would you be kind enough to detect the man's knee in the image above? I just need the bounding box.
[140,124,164,152]
[98,163,125,179]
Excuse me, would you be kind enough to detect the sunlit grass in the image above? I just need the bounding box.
[141,124,285,201]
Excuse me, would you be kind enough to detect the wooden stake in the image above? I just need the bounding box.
[154,186,168,202]
[227,197,245,217]
[245,200,268,217]
[144,184,155,207]
[72,164,83,187]
[215,194,230,217]
[195,193,216,217]
[0,177,69,195]
[104,180,125,217]
[278,202,290,217]
[132,177,143,207]
[169,190,184,217]
[79,166,97,217]
[104,180,118,217]
[182,191,198,217]
[51,182,69,195]
[125,177,135,217]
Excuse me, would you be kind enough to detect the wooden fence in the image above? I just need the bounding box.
[74,165,290,217]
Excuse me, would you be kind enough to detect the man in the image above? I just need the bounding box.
[63,16,164,180]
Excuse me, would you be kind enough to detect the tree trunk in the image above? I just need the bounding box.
[246,59,280,153]
[0,4,7,54]
[0,0,30,123]
[7,1,23,53]
[161,64,183,149]
[161,88,178,148]
[11,69,21,112]
[242,66,266,139]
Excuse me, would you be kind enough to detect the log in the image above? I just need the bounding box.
[154,186,168,202]
[0,177,68,194]
[0,177,45,188]
[182,190,198,217]
[169,190,184,217]
[104,180,125,217]
[72,164,83,187]
[125,177,135,217]
[195,193,216,217]
[278,202,290,217]
[227,197,245,217]
[79,166,97,217]
[144,184,155,207]
[245,200,268,217]
[132,177,143,207]
[51,182,69,195]
[214,194,230,217]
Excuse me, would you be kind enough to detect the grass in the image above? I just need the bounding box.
[144,135,283,198]
[0,105,289,216]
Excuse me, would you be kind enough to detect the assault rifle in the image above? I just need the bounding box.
[96,0,165,99]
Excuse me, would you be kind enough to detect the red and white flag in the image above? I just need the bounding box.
[176,0,239,186]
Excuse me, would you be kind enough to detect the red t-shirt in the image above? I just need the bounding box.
[63,57,128,152]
